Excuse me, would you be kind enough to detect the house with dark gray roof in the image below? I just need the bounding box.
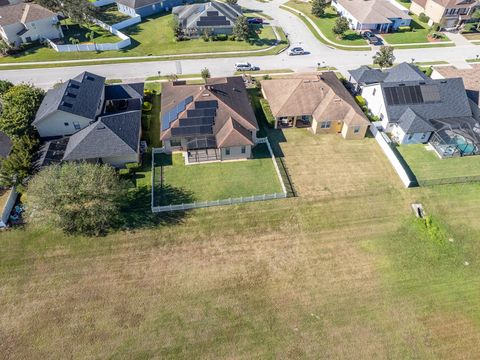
[161,77,258,163]
[36,72,144,168]
[115,0,189,17]
[0,2,62,47]
[353,62,480,156]
[172,1,242,37]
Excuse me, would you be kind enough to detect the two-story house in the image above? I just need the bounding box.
[410,0,479,29]
[0,3,62,47]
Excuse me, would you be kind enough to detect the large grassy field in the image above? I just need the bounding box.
[154,144,283,205]
[0,13,281,63]
[397,144,480,184]
[2,130,480,358]
[284,1,368,46]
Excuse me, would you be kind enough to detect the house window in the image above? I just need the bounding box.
[64,122,69,126]
[241,146,246,154]
[421,133,427,140]
[408,134,413,140]
[170,138,181,147]
[354,126,361,133]
[320,121,331,129]
[73,121,81,130]
[225,148,231,156]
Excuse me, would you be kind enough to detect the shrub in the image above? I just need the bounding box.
[215,34,228,41]
[431,23,441,32]
[355,95,367,107]
[142,101,152,112]
[118,168,130,176]
[418,12,430,23]
[125,162,141,171]
[398,26,411,32]
[229,35,236,41]
[260,99,276,128]
[141,115,151,131]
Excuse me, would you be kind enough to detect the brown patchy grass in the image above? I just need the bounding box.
[1,131,480,358]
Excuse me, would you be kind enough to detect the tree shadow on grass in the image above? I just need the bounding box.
[114,184,195,230]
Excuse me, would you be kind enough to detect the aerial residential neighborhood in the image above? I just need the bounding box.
[2,0,480,357]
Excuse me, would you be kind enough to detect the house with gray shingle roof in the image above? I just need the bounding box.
[0,2,62,47]
[353,62,479,154]
[35,72,144,168]
[172,1,242,38]
[115,0,190,17]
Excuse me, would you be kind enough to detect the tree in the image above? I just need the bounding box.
[0,136,38,190]
[472,9,480,31]
[225,0,238,4]
[0,84,45,138]
[332,16,350,38]
[233,16,250,41]
[311,0,327,18]
[0,80,13,112]
[201,67,211,81]
[26,162,126,236]
[170,18,183,41]
[373,46,395,69]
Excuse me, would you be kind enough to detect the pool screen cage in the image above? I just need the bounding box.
[429,118,480,158]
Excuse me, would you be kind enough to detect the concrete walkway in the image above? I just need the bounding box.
[446,31,475,47]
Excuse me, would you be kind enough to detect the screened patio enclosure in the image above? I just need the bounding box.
[429,117,480,158]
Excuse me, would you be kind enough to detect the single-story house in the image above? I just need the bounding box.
[0,3,63,47]
[352,62,480,156]
[35,72,144,168]
[331,0,412,32]
[116,0,187,17]
[172,1,242,37]
[261,72,370,139]
[410,0,479,29]
[0,131,12,159]
[160,77,259,163]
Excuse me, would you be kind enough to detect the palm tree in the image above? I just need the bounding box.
[85,30,96,51]
[69,37,80,51]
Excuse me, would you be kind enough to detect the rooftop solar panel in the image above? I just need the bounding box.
[187,108,216,117]
[179,116,214,127]
[161,96,194,131]
[384,85,425,106]
[171,125,213,136]
[195,100,218,109]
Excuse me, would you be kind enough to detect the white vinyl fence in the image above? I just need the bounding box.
[370,125,417,188]
[47,18,131,52]
[151,138,288,213]
[91,0,116,6]
[0,187,17,228]
[112,15,141,30]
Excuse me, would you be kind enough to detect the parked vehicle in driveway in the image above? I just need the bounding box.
[287,47,305,56]
[247,17,263,24]
[235,62,257,71]
[362,31,382,45]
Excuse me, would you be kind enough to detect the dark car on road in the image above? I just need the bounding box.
[362,31,382,45]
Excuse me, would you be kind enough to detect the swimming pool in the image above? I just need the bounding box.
[453,135,476,155]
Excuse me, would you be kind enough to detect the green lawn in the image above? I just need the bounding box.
[284,1,368,46]
[0,13,282,63]
[395,0,412,9]
[61,21,120,45]
[95,4,131,25]
[154,145,283,205]
[382,14,450,44]
[3,129,480,357]
[397,144,480,185]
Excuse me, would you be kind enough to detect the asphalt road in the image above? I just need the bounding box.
[0,0,478,88]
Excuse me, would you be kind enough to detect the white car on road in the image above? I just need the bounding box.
[287,47,306,56]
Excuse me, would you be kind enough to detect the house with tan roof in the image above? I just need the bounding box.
[331,0,411,32]
[410,0,479,29]
[160,77,259,163]
[0,2,62,47]
[261,72,370,140]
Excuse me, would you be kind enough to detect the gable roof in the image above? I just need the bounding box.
[413,0,479,8]
[160,77,258,147]
[349,65,387,84]
[383,62,429,83]
[397,108,435,133]
[104,83,144,101]
[434,64,480,106]
[34,72,106,125]
[0,3,56,26]
[115,0,159,10]
[349,63,428,85]
[336,0,411,24]
[63,111,141,161]
[173,1,242,29]
[261,72,369,127]
[216,117,254,148]
[0,131,12,158]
